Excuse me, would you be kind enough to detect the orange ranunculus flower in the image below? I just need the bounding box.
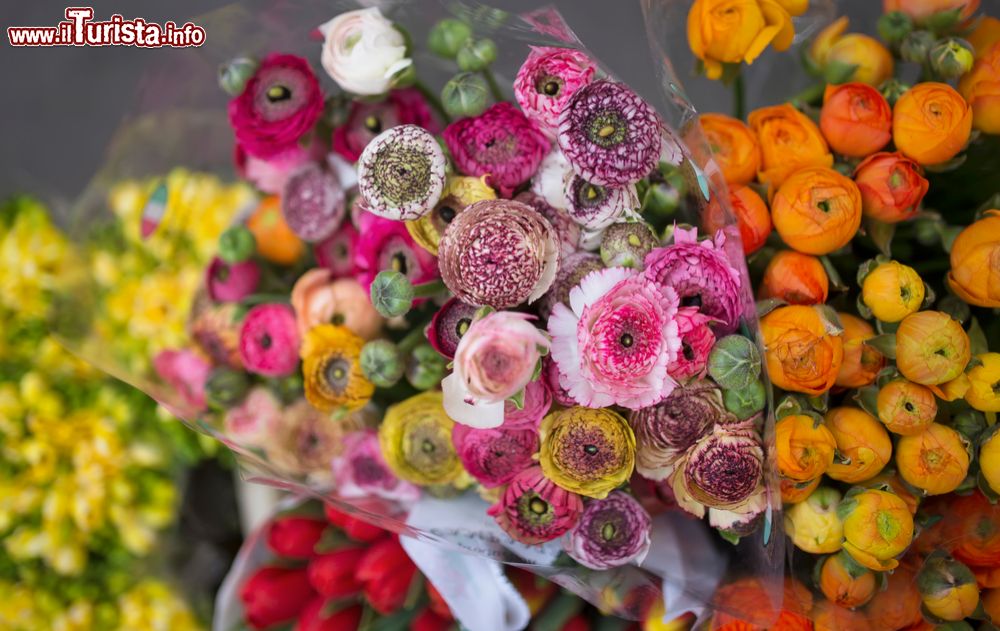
[918,554,981,622]
[835,313,885,389]
[825,407,892,484]
[979,425,1000,495]
[687,0,797,80]
[877,379,937,436]
[761,305,844,395]
[291,269,385,340]
[959,42,1000,134]
[861,471,921,514]
[758,251,828,305]
[966,352,1000,412]
[896,423,970,495]
[841,488,914,571]
[968,16,1000,57]
[820,83,892,157]
[748,104,833,190]
[861,260,925,323]
[771,167,862,256]
[819,552,878,609]
[247,195,306,265]
[893,82,973,165]
[883,0,980,23]
[776,414,837,481]
[729,186,772,254]
[985,588,1000,622]
[781,475,820,504]
[948,209,1000,307]
[949,491,1000,569]
[811,599,869,631]
[853,152,929,224]
[810,17,894,87]
[865,562,923,631]
[710,577,813,630]
[895,310,971,385]
[700,114,761,186]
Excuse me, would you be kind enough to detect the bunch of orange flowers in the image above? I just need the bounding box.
[691,1,1000,629]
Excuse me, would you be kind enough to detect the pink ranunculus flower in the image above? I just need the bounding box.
[331,430,420,503]
[223,386,283,448]
[314,221,359,278]
[153,349,212,414]
[442,311,550,429]
[514,47,597,133]
[643,226,743,333]
[234,140,324,195]
[503,379,552,430]
[487,465,582,545]
[442,102,550,198]
[332,88,437,163]
[239,304,301,377]
[669,306,718,382]
[206,257,260,303]
[228,54,325,159]
[353,211,438,296]
[542,356,577,407]
[548,267,681,410]
[452,424,539,488]
[291,268,385,340]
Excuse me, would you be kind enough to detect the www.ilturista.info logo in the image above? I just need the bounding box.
[7,7,206,47]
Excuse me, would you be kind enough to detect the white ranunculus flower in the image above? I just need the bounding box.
[530,147,573,211]
[318,7,412,96]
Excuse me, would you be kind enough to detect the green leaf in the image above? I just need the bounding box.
[819,255,847,292]
[718,529,741,546]
[866,219,895,257]
[864,334,897,360]
[968,317,989,356]
[756,298,786,319]
[824,60,859,84]
[939,224,964,253]
[509,388,525,410]
[854,386,880,418]
[776,395,805,420]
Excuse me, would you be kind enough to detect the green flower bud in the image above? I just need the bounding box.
[708,335,762,391]
[723,379,767,419]
[272,373,304,404]
[205,367,250,409]
[877,11,914,47]
[457,38,498,72]
[900,30,935,64]
[952,410,987,442]
[360,339,405,388]
[218,226,256,264]
[219,57,258,96]
[600,221,659,268]
[879,78,911,107]
[929,38,975,80]
[441,72,489,119]
[370,270,415,318]
[428,18,472,58]
[406,343,447,390]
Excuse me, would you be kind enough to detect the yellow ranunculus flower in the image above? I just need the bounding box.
[810,17,894,86]
[379,391,465,486]
[895,311,971,385]
[861,261,925,323]
[928,373,971,402]
[966,352,1000,412]
[687,0,797,80]
[407,175,496,255]
[784,486,843,553]
[539,407,635,499]
[841,488,914,571]
[979,426,1000,495]
[918,554,981,622]
[300,324,373,412]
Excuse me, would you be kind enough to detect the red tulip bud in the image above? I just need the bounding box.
[240,566,316,630]
[307,547,366,598]
[296,598,363,631]
[267,516,328,559]
[357,536,418,614]
[410,607,454,631]
[324,504,387,542]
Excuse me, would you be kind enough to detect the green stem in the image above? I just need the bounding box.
[732,72,746,120]
[397,324,429,354]
[412,278,446,298]
[239,292,289,306]
[790,82,826,108]
[482,68,505,103]
[414,79,451,124]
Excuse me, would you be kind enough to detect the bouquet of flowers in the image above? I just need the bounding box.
[56,0,792,625]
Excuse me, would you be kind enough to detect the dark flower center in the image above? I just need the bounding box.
[456,318,471,338]
[681,293,703,308]
[528,497,549,515]
[620,333,634,348]
[331,313,345,326]
[372,143,434,206]
[364,115,383,133]
[214,264,230,282]
[584,444,599,455]
[904,401,915,412]
[266,84,292,103]
[535,75,564,97]
[390,251,409,276]
[259,333,273,350]
[572,180,609,209]
[421,438,436,453]
[682,341,695,361]
[323,357,351,393]
[601,521,617,541]
[586,110,628,148]
[438,205,457,223]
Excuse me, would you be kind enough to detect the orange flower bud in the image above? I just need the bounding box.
[895,310,971,385]
[728,186,772,255]
[865,562,923,631]
[758,251,829,305]
[247,196,306,265]
[877,379,937,435]
[776,414,838,481]
[883,0,981,23]
[896,423,970,495]
[861,260,925,323]
[835,313,885,389]
[686,0,796,80]
[861,471,921,514]
[853,152,929,224]
[948,209,1000,308]
[825,407,892,483]
[781,475,821,504]
[699,114,761,186]
[771,167,862,256]
[820,83,892,157]
[967,16,1000,57]
[980,425,1000,495]
[966,352,1000,412]
[761,305,844,395]
[949,491,1000,569]
[748,104,833,190]
[819,552,878,609]
[841,488,914,571]
[810,17,894,87]
[811,599,870,631]
[959,42,1000,134]
[893,82,973,165]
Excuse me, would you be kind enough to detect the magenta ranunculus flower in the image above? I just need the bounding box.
[670,307,717,382]
[425,297,478,360]
[514,191,581,259]
[228,54,325,159]
[548,267,680,410]
[314,221,359,278]
[503,379,552,430]
[643,226,743,334]
[442,311,550,429]
[152,348,211,413]
[452,424,539,488]
[514,47,597,132]
[239,304,301,377]
[206,257,260,303]
[333,88,437,162]
[564,491,651,570]
[331,430,420,502]
[223,386,283,448]
[357,125,447,221]
[557,80,661,187]
[487,466,583,545]
[563,174,639,230]
[234,140,323,195]
[353,211,438,295]
[443,102,550,197]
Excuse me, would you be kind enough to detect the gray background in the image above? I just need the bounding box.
[2,0,996,205]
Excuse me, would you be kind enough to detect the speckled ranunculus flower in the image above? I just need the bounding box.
[514,47,597,131]
[563,175,639,230]
[357,124,446,221]
[564,491,652,570]
[487,465,583,545]
[425,297,479,360]
[437,199,559,309]
[557,80,662,186]
[670,307,718,381]
[629,381,735,481]
[644,226,743,333]
[239,304,301,377]
[452,423,539,487]
[515,191,582,259]
[332,88,437,163]
[315,221,358,278]
[543,356,577,407]
[190,299,243,368]
[548,267,681,409]
[443,102,550,197]
[683,425,764,511]
[537,251,603,320]
[539,406,636,499]
[281,162,346,243]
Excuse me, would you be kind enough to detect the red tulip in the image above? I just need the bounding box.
[410,607,453,631]
[240,566,316,630]
[357,536,418,614]
[267,516,328,559]
[307,547,366,598]
[296,598,363,631]
[324,504,387,542]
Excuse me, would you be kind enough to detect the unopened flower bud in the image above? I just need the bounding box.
[600,221,658,268]
[457,38,498,72]
[219,57,258,96]
[406,343,447,390]
[708,335,762,391]
[929,38,975,79]
[360,339,404,388]
[205,367,250,409]
[272,373,304,404]
[428,18,472,58]
[879,78,911,106]
[370,270,414,318]
[900,30,935,64]
[878,11,914,47]
[218,226,256,264]
[917,554,980,622]
[723,379,767,420]
[441,72,489,118]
